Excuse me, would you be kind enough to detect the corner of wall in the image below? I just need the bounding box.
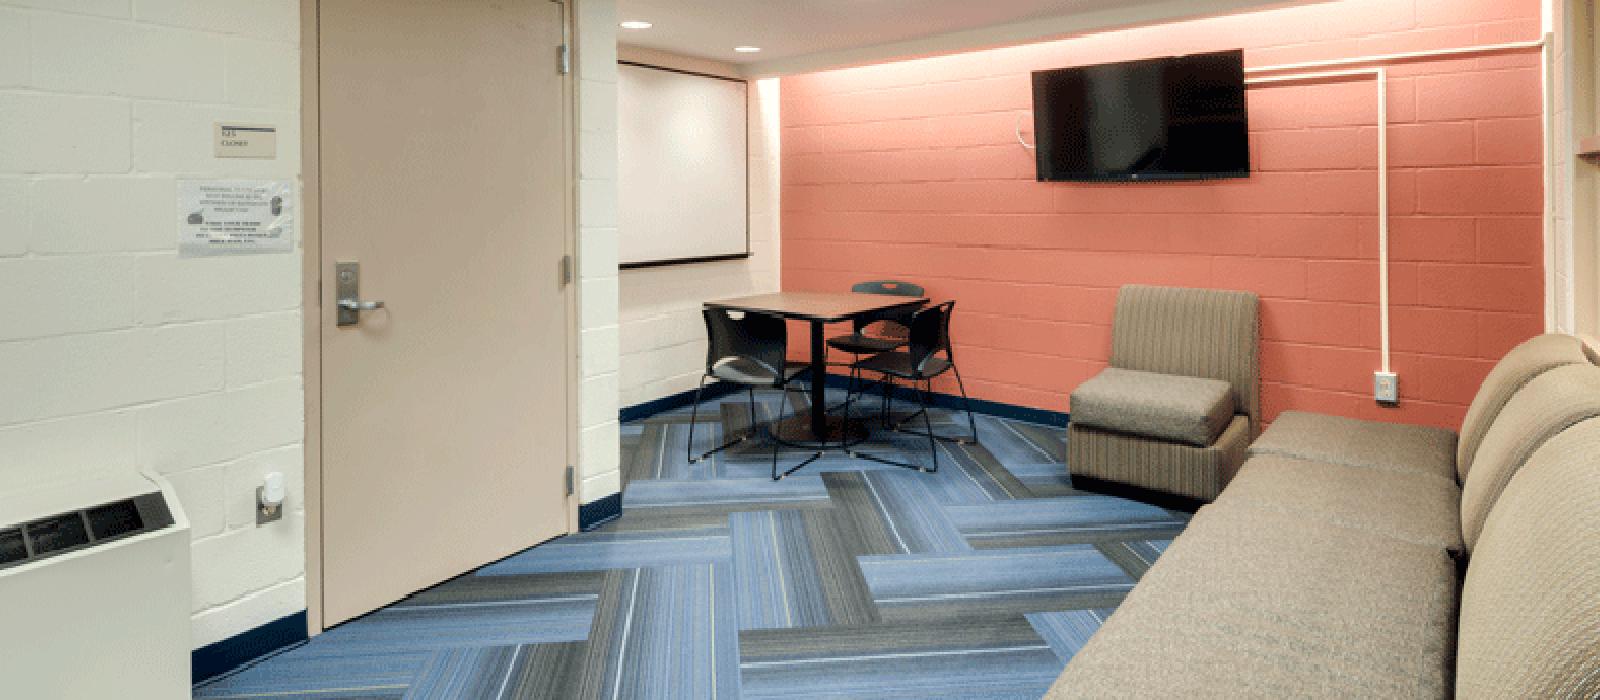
[574,0,623,503]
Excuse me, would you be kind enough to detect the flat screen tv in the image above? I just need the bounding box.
[1031,49,1249,182]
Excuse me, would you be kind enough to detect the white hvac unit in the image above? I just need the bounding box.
[0,470,192,699]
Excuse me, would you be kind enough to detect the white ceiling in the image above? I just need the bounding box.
[615,0,1312,76]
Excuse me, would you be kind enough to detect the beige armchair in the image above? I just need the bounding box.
[1067,285,1260,509]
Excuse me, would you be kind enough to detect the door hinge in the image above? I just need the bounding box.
[559,254,574,286]
[557,44,570,75]
[565,466,575,496]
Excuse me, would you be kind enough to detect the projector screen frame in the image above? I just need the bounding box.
[616,60,752,270]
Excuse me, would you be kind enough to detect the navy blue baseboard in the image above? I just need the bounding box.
[579,491,623,531]
[818,372,1069,427]
[618,372,1068,428]
[618,379,744,423]
[192,610,308,685]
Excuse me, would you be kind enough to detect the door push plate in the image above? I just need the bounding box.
[336,262,363,327]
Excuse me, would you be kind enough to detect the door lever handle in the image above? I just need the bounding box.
[335,262,384,327]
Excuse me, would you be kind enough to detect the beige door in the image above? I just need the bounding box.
[317,0,572,625]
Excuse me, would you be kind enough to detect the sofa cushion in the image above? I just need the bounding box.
[1457,419,1600,698]
[1455,333,1593,481]
[1216,454,1463,552]
[1458,363,1600,554]
[1248,410,1457,483]
[1071,368,1236,447]
[1047,504,1457,698]
[1046,505,1457,699]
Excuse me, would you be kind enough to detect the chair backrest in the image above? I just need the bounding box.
[1109,285,1260,432]
[906,300,955,376]
[1455,417,1600,698]
[851,280,925,335]
[1457,362,1600,553]
[1455,334,1594,481]
[851,280,925,297]
[702,308,787,382]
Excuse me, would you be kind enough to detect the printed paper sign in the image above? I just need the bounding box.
[177,180,294,256]
[213,122,277,159]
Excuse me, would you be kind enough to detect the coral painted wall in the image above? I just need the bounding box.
[780,0,1546,429]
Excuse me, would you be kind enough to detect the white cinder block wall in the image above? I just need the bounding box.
[2,0,629,648]
[0,0,306,647]
[575,0,624,503]
[615,51,783,410]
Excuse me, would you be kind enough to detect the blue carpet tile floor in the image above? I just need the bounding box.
[195,387,1189,699]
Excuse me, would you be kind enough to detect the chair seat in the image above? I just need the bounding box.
[1070,368,1237,447]
[1248,410,1457,483]
[826,332,905,355]
[853,350,950,379]
[710,358,805,386]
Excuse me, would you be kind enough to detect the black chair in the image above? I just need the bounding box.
[687,308,826,480]
[848,300,978,473]
[826,280,926,410]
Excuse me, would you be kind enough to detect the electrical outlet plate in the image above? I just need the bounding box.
[1374,371,1399,405]
[255,485,283,526]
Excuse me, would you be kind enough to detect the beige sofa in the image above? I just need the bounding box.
[1067,285,1260,508]
[1046,334,1600,698]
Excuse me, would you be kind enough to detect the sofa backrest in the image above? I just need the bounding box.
[1110,285,1260,435]
[1455,417,1600,698]
[1456,334,1594,482]
[1459,363,1600,553]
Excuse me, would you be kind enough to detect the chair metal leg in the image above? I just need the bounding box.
[880,375,895,427]
[890,373,978,446]
[770,384,823,481]
[919,380,938,473]
[770,388,784,481]
[686,374,706,464]
[952,363,980,445]
[849,372,937,474]
[689,376,755,464]
[826,354,867,414]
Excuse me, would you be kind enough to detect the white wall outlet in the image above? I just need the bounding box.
[1374,371,1399,405]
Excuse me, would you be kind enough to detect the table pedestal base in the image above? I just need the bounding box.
[772,415,868,448]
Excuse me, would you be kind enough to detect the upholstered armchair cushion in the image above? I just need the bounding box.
[1071,368,1235,447]
[1109,285,1260,437]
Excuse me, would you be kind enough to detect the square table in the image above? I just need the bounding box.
[703,291,928,445]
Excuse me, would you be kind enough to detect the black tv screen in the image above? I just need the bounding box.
[1032,49,1249,182]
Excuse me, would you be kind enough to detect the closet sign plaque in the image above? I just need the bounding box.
[213,122,277,158]
[177,180,294,257]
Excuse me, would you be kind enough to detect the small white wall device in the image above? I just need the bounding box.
[257,471,286,525]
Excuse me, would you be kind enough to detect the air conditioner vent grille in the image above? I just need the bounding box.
[1,492,174,570]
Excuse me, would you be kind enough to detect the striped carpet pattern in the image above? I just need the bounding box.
[194,388,1189,699]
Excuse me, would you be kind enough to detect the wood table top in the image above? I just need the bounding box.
[704,291,928,323]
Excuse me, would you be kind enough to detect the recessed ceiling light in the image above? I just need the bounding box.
[734,46,761,53]
[620,20,652,29]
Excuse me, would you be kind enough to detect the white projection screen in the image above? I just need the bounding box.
[618,62,750,268]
